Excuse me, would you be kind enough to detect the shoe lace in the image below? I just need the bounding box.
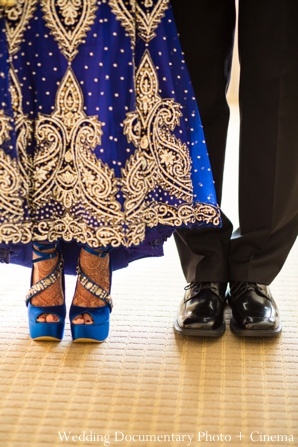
[184,282,227,304]
[184,282,217,298]
[230,282,270,300]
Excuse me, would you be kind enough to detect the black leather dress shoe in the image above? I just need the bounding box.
[173,282,227,337]
[227,282,282,337]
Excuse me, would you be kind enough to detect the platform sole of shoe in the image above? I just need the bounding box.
[32,335,62,341]
[73,338,105,343]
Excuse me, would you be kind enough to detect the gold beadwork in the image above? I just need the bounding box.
[76,263,113,309]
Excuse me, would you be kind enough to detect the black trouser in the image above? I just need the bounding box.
[171,0,298,285]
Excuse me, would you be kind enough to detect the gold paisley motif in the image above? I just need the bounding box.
[109,0,169,43]
[122,50,193,214]
[33,67,123,246]
[4,0,38,56]
[0,148,31,244]
[41,0,98,61]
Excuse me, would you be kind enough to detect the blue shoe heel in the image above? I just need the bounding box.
[25,242,66,341]
[70,246,113,343]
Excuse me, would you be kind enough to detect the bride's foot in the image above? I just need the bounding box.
[30,242,64,323]
[70,246,112,342]
[26,242,66,341]
[72,247,110,325]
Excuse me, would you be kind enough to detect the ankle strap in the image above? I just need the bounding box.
[82,245,111,258]
[76,261,113,311]
[32,241,59,263]
[26,254,64,305]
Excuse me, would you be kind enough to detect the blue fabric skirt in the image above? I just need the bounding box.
[0,1,220,273]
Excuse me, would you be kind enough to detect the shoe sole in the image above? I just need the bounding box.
[32,336,62,341]
[173,319,226,337]
[229,318,282,337]
[73,338,105,343]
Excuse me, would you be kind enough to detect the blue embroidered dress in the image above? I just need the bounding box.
[0,0,220,273]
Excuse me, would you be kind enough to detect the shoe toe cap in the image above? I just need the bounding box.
[243,316,280,330]
[177,315,217,330]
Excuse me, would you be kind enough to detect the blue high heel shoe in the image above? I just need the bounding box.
[70,246,113,343]
[25,242,66,341]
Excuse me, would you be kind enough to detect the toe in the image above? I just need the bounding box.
[83,313,94,324]
[72,315,85,325]
[46,314,60,323]
[36,314,46,323]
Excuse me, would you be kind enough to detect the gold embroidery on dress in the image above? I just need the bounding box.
[0,2,220,250]
[41,0,98,61]
[140,202,220,228]
[35,211,123,248]
[0,110,12,145]
[136,0,170,43]
[4,0,38,56]
[9,67,33,194]
[120,50,220,243]
[33,67,123,246]
[0,137,31,244]
[122,50,192,208]
[108,0,135,43]
[109,0,169,43]
[0,68,32,244]
[56,0,81,26]
[30,55,220,247]
[144,0,153,7]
